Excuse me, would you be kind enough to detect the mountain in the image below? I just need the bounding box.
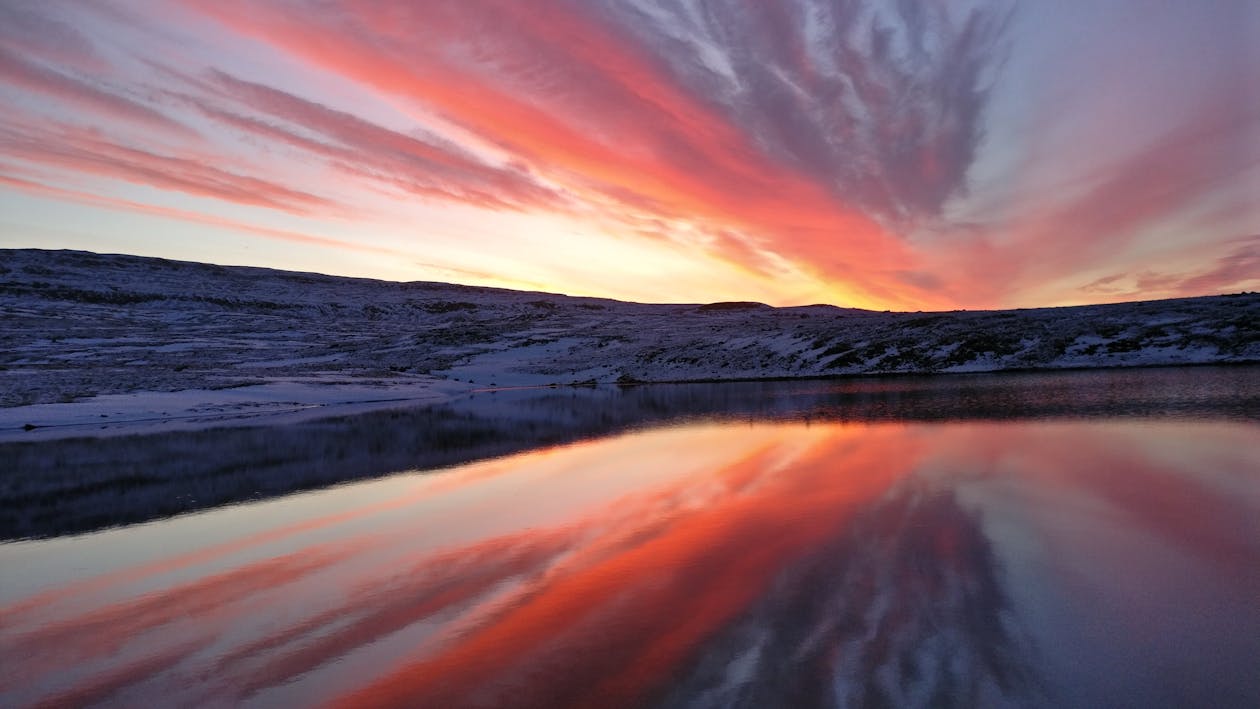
[2,248,1256,430]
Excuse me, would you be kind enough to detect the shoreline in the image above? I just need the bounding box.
[4,360,1257,443]
[4,364,1257,540]
[4,249,1256,441]
[0,378,472,442]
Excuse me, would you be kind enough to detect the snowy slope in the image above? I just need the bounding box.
[2,248,1257,433]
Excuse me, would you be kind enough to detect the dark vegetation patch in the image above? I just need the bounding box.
[280,274,329,286]
[1105,337,1146,354]
[820,342,854,358]
[1223,316,1260,346]
[697,301,770,312]
[636,347,666,363]
[0,283,166,305]
[879,346,936,370]
[54,252,112,268]
[514,337,556,348]
[1187,333,1231,352]
[824,348,865,369]
[903,315,954,328]
[1096,324,1125,338]
[825,342,893,370]
[942,333,1022,367]
[422,301,477,314]
[197,296,293,311]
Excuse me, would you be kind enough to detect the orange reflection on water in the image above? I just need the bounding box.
[337,425,922,709]
[1,419,1257,708]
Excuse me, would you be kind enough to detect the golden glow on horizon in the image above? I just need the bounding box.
[0,1,1255,308]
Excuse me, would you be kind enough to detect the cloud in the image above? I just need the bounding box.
[1079,272,1128,296]
[0,119,337,214]
[0,0,1251,307]
[5,423,1254,706]
[983,100,1260,297]
[0,170,394,256]
[1169,238,1260,295]
[328,432,918,709]
[0,45,192,137]
[0,3,108,73]
[605,0,1011,224]
[661,485,1038,708]
[189,71,568,211]
[1079,236,1260,301]
[186,0,1016,307]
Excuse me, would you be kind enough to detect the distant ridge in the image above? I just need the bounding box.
[2,248,1257,409]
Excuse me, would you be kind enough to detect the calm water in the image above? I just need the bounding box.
[1,369,1258,707]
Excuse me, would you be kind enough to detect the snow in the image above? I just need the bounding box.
[0,378,469,442]
[2,248,1257,441]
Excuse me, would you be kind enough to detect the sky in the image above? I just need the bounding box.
[0,1,1256,310]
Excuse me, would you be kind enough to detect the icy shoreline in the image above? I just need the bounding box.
[0,377,475,442]
[5,366,1258,539]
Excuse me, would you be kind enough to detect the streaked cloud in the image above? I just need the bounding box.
[4,421,1254,706]
[0,0,1254,307]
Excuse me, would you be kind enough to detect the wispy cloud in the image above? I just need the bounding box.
[1081,236,1260,300]
[181,0,1019,306]
[0,3,108,72]
[0,45,192,137]
[187,71,568,211]
[0,171,398,256]
[0,119,336,214]
[0,0,1253,307]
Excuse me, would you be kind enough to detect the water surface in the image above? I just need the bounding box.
[1,369,1258,707]
[5,365,1258,539]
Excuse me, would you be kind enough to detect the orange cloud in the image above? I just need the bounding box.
[184,71,568,212]
[4,421,1256,706]
[1,1,1251,308]
[186,0,941,308]
[330,429,918,708]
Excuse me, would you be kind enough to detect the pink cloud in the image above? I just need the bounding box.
[0,1,1252,308]
[0,120,338,215]
[0,171,397,257]
[186,0,951,307]
[1078,236,1260,302]
[0,45,192,138]
[194,71,567,211]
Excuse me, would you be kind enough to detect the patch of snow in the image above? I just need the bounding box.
[0,378,471,442]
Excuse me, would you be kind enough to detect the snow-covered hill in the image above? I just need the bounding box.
[2,248,1257,435]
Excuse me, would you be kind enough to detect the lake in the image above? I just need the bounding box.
[1,367,1258,707]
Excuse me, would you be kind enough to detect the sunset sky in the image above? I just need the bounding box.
[5,420,1257,706]
[0,1,1256,310]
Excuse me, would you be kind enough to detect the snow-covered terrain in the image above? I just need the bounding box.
[2,248,1257,439]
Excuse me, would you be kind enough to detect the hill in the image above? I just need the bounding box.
[2,248,1256,437]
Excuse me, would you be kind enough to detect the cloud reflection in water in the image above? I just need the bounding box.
[0,420,1257,708]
